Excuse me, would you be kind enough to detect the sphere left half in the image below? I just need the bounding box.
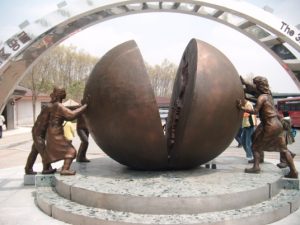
[84,40,168,170]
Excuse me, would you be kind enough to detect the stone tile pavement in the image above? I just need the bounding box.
[0,127,32,149]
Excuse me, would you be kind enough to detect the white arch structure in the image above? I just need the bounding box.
[1,0,300,113]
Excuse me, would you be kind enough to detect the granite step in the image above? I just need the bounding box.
[52,156,286,214]
[36,187,300,225]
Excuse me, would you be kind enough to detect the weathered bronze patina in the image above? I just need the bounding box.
[43,87,87,175]
[166,39,244,169]
[84,41,168,170]
[76,112,90,163]
[84,39,243,170]
[25,92,56,175]
[238,76,298,178]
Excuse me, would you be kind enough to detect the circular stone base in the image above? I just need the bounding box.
[54,156,284,214]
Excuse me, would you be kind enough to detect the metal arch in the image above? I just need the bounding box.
[1,0,300,112]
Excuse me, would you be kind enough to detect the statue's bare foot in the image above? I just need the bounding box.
[25,169,37,175]
[245,167,260,174]
[42,168,57,174]
[285,171,298,179]
[60,170,76,176]
[77,158,90,163]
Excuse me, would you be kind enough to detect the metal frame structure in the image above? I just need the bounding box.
[1,0,300,113]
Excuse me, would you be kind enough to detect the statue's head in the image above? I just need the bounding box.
[253,76,271,94]
[50,87,66,103]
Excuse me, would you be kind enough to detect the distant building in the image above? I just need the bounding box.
[156,96,170,122]
[15,88,50,126]
[2,94,172,129]
[2,86,50,129]
[62,99,80,108]
[156,96,170,109]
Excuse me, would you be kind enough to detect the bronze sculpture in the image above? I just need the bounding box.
[84,40,168,170]
[237,76,298,178]
[43,87,87,175]
[84,39,243,170]
[24,90,57,175]
[76,112,90,162]
[277,114,296,168]
[165,39,244,169]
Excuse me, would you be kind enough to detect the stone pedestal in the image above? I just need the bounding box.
[24,173,55,186]
[35,156,300,225]
[23,174,35,185]
[281,177,300,190]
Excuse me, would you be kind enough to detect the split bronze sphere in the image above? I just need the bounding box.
[84,39,243,170]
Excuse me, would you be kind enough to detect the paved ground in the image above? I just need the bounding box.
[0,127,299,225]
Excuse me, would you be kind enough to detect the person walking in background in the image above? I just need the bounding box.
[162,118,167,135]
[241,100,256,162]
[63,121,75,144]
[234,127,243,148]
[0,114,5,138]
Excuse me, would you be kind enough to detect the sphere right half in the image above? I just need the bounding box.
[166,38,244,169]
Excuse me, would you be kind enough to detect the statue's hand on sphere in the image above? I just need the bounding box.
[82,95,90,107]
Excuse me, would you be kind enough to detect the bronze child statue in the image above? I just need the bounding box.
[237,76,298,179]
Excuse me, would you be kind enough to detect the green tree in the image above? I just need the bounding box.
[67,80,86,102]
[20,45,98,122]
[146,59,177,97]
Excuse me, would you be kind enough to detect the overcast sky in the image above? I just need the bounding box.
[0,0,300,93]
